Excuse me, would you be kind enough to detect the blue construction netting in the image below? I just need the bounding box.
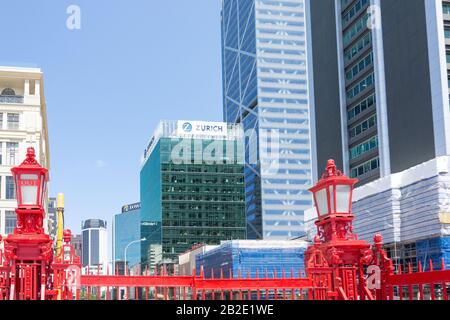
[416,236,450,271]
[195,241,306,279]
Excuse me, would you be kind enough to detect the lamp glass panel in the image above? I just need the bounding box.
[329,186,335,213]
[21,174,39,205]
[336,185,351,212]
[315,188,329,216]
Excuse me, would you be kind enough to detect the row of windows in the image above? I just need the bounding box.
[257,28,305,37]
[443,2,450,14]
[349,135,378,160]
[350,157,380,178]
[257,9,304,18]
[346,73,374,100]
[344,32,371,63]
[343,14,369,47]
[259,0,304,8]
[162,195,244,202]
[257,19,304,28]
[0,142,19,166]
[0,113,20,131]
[346,52,373,81]
[162,176,244,185]
[341,0,352,9]
[3,211,16,235]
[349,114,377,138]
[445,27,450,39]
[260,87,307,95]
[348,93,376,120]
[259,57,306,66]
[342,0,370,27]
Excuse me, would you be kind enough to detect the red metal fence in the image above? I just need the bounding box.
[75,259,450,301]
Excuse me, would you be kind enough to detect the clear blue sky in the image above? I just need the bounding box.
[1,1,223,234]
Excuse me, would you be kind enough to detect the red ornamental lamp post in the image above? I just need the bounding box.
[3,147,53,300]
[305,160,374,300]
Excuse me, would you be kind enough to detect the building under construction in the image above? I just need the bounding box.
[305,156,450,272]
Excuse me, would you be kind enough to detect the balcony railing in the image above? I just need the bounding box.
[0,95,24,104]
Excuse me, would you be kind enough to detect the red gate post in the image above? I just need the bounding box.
[305,160,378,300]
[2,148,53,300]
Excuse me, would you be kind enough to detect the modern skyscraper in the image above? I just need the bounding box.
[221,0,314,239]
[309,0,450,186]
[140,120,246,266]
[71,233,82,259]
[0,66,50,236]
[112,202,141,272]
[47,197,57,240]
[81,219,108,269]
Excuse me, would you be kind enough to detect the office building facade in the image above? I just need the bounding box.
[221,0,314,240]
[112,202,142,272]
[47,197,57,240]
[0,66,50,236]
[81,219,108,269]
[140,120,246,265]
[309,0,450,186]
[71,234,82,259]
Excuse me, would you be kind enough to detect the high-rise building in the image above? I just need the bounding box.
[221,0,314,240]
[140,120,246,266]
[0,66,50,236]
[81,219,108,269]
[47,197,57,240]
[71,234,82,259]
[309,0,450,186]
[112,202,141,272]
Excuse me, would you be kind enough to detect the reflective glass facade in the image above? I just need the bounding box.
[221,0,313,239]
[140,121,246,264]
[339,0,380,183]
[113,204,141,270]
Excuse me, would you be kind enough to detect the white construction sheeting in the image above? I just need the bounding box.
[304,156,450,244]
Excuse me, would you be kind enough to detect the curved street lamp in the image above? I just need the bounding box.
[124,238,146,276]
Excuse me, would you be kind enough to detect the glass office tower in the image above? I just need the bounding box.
[113,203,141,272]
[140,120,246,265]
[221,0,313,239]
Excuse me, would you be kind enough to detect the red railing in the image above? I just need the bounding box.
[79,266,314,300]
[383,259,450,300]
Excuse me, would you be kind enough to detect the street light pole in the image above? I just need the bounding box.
[124,238,146,276]
[123,238,146,300]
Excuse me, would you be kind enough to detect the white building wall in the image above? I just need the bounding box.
[0,66,50,236]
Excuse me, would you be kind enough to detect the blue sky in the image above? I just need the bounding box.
[1,1,223,234]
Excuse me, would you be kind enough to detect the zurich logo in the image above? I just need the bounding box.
[182,122,193,132]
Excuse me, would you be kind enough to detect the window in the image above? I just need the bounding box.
[350,136,378,160]
[6,142,18,166]
[344,32,371,63]
[6,176,15,200]
[443,3,450,14]
[346,73,375,100]
[349,115,377,138]
[1,88,15,96]
[343,14,369,47]
[5,211,16,234]
[7,113,19,130]
[350,157,380,178]
[0,142,2,165]
[445,27,450,39]
[342,0,370,27]
[346,53,373,81]
[348,94,376,120]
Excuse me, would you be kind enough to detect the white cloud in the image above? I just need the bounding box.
[96,160,107,168]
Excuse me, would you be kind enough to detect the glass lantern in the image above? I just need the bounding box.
[309,160,357,218]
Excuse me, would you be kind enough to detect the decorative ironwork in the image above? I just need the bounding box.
[0,95,24,104]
